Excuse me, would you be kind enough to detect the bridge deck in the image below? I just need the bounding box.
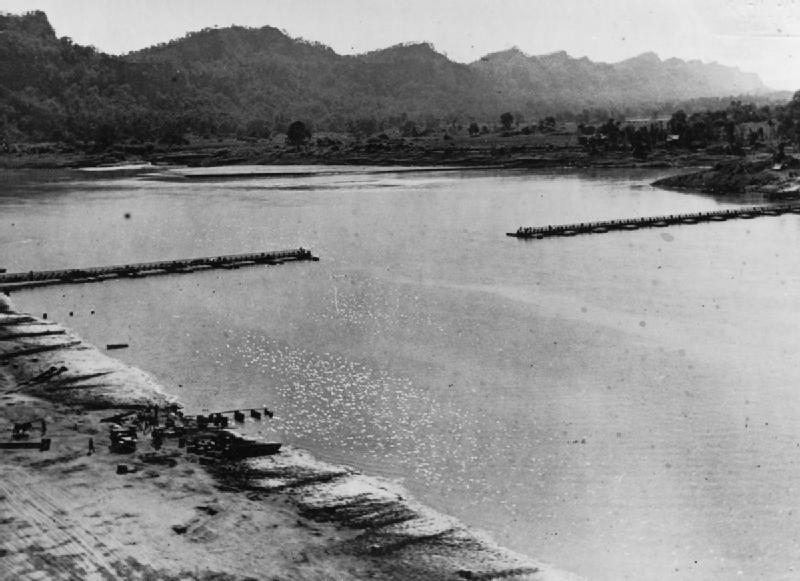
[508,203,800,239]
[0,248,317,291]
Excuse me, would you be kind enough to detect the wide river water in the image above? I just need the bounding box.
[3,165,800,580]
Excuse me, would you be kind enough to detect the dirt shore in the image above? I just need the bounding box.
[652,154,800,196]
[0,133,747,172]
[0,298,581,581]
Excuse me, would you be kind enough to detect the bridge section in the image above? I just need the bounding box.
[508,203,800,239]
[0,248,318,292]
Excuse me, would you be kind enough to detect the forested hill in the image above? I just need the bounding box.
[0,10,771,144]
[472,48,765,110]
[125,30,496,127]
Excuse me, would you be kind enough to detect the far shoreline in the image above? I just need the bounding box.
[0,132,749,176]
[9,140,800,200]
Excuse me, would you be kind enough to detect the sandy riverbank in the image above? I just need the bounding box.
[0,297,581,581]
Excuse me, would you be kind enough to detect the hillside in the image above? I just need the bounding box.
[472,48,764,110]
[128,26,768,122]
[126,33,495,126]
[0,11,197,144]
[0,10,776,146]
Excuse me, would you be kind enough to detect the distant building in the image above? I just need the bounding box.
[624,116,671,129]
[561,121,578,133]
[736,121,777,144]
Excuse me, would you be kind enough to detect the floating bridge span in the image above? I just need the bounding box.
[0,248,318,291]
[508,203,800,239]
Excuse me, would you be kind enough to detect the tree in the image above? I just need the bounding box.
[93,122,117,150]
[158,119,187,145]
[777,90,800,146]
[500,112,514,130]
[539,116,556,132]
[286,120,311,146]
[599,118,621,148]
[667,110,688,135]
[347,117,378,138]
[724,120,736,147]
[245,119,271,139]
[400,120,418,137]
[631,126,650,159]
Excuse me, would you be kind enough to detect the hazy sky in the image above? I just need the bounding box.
[2,0,799,90]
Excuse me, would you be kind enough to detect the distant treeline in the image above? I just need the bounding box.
[572,97,800,158]
[0,10,795,150]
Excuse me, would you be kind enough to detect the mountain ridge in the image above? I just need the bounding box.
[125,21,769,116]
[0,10,779,145]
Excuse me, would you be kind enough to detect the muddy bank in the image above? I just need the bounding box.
[0,300,581,581]
[652,155,800,196]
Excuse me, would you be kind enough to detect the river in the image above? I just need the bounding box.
[3,165,800,580]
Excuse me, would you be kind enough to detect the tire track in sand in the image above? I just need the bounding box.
[0,467,132,580]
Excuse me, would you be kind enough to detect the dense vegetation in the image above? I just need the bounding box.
[0,10,797,151]
[0,12,198,146]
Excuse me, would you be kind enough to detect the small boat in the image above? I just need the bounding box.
[653,220,669,227]
[622,223,639,230]
[229,441,282,457]
[191,431,282,458]
[0,440,50,451]
[106,343,129,350]
[560,230,577,236]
